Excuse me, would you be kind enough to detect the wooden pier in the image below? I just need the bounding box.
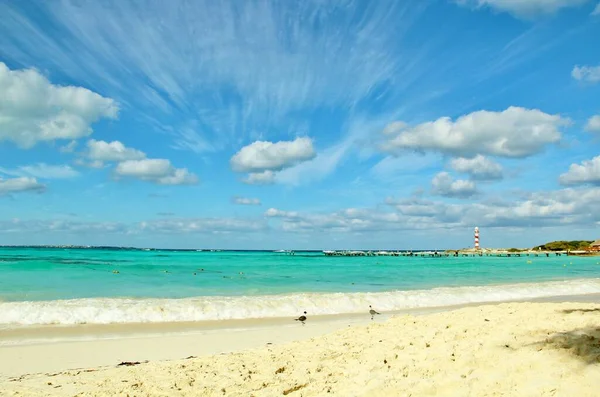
[322,249,570,258]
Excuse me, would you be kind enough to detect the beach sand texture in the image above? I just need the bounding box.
[2,302,599,396]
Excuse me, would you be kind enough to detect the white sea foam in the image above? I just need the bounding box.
[1,278,599,326]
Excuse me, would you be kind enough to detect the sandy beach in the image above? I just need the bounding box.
[1,299,599,396]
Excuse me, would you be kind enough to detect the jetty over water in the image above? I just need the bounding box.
[322,249,572,257]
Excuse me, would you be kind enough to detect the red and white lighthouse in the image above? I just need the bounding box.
[474,227,480,250]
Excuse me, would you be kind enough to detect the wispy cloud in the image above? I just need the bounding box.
[572,64,600,83]
[455,0,590,19]
[232,197,261,206]
[156,212,175,216]
[59,141,78,153]
[0,1,435,154]
[370,153,439,180]
[585,115,600,132]
[0,177,45,195]
[0,164,79,179]
[139,217,267,234]
[243,171,276,186]
[2,0,583,191]
[262,184,600,233]
[0,219,126,234]
[275,114,396,186]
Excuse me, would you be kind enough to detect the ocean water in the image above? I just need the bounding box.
[1,247,600,326]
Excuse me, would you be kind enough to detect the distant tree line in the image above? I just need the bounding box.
[532,241,593,251]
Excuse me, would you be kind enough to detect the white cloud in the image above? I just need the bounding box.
[572,65,600,83]
[390,196,461,219]
[60,141,78,153]
[272,116,387,186]
[559,156,600,186]
[3,186,600,238]
[157,212,175,217]
[75,159,105,169]
[0,163,79,179]
[261,185,600,234]
[18,164,78,179]
[171,126,216,153]
[232,196,261,206]
[274,139,350,186]
[593,2,600,15]
[139,218,267,233]
[115,159,198,185]
[449,155,503,180]
[456,0,589,18]
[0,1,430,145]
[381,106,566,158]
[0,219,126,234]
[0,177,45,195]
[80,140,198,186]
[86,139,146,163]
[243,171,276,185]
[388,188,600,229]
[371,154,438,179]
[431,172,478,198]
[230,137,316,173]
[382,121,408,135]
[241,139,350,187]
[585,115,600,132]
[231,136,347,186]
[265,208,300,218]
[1,217,266,235]
[0,62,118,148]
[264,207,405,233]
[0,0,577,167]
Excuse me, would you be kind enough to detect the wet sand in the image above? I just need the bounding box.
[0,295,599,396]
[1,299,599,396]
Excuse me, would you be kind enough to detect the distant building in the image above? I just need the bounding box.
[590,240,600,252]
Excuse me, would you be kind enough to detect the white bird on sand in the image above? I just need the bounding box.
[369,305,380,320]
[295,311,307,325]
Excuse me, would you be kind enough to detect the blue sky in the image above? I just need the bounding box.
[0,0,599,250]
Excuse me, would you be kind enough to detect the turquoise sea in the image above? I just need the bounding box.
[1,247,600,326]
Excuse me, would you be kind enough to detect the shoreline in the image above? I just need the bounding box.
[4,292,600,345]
[1,292,599,379]
[3,276,600,327]
[2,298,599,396]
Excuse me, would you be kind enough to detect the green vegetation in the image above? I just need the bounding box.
[507,248,523,253]
[533,240,593,251]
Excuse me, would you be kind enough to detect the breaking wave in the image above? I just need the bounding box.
[1,278,599,326]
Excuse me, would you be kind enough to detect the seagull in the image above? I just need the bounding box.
[295,311,307,325]
[369,305,380,320]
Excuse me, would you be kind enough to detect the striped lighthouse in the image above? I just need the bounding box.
[474,227,480,250]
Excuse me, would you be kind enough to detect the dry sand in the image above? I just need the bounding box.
[0,314,377,377]
[1,301,599,396]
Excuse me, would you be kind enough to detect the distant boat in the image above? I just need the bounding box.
[274,250,295,255]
